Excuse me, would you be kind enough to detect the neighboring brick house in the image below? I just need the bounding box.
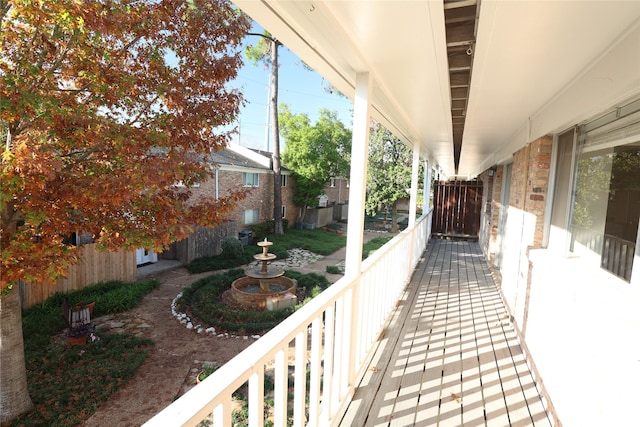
[321,176,349,222]
[187,145,352,237]
[160,144,298,263]
[191,143,298,232]
[324,176,349,206]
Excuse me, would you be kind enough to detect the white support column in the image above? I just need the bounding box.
[344,72,371,279]
[408,145,420,227]
[423,159,431,213]
[632,229,640,286]
[344,72,371,411]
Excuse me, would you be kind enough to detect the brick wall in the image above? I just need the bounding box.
[480,165,504,266]
[230,170,274,228]
[510,136,553,247]
[324,178,350,205]
[190,169,299,231]
[525,137,552,246]
[479,136,551,269]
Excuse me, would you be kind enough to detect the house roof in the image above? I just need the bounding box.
[209,148,267,170]
[209,145,292,173]
[233,0,640,178]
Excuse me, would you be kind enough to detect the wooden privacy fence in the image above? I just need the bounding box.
[19,243,137,308]
[432,180,483,239]
[161,222,238,264]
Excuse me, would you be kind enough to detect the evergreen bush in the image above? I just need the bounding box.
[221,237,244,258]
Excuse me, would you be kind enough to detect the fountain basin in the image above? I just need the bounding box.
[231,276,297,310]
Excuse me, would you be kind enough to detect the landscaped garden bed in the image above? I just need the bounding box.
[11,279,159,426]
[177,269,331,335]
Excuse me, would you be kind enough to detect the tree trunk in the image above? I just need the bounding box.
[391,202,399,233]
[271,38,284,235]
[0,287,34,423]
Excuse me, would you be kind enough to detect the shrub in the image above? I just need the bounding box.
[326,265,342,274]
[284,271,330,301]
[221,237,244,258]
[250,221,272,240]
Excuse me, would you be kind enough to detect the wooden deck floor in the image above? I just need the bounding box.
[340,239,552,427]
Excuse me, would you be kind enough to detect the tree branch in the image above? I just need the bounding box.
[127,94,160,126]
[247,32,280,45]
[0,0,11,23]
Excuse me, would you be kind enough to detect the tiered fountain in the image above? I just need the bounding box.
[231,239,297,310]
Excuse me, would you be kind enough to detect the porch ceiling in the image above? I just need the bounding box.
[233,0,640,178]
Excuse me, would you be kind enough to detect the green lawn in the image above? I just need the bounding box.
[188,228,346,273]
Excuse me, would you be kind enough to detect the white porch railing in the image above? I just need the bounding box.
[144,211,432,427]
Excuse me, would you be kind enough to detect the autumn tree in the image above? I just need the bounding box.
[0,0,250,422]
[245,30,285,234]
[366,123,417,233]
[280,105,351,222]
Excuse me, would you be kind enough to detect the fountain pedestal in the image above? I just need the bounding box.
[231,239,297,310]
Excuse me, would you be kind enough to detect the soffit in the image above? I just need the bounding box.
[233,0,640,178]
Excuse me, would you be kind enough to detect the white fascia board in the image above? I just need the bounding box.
[227,142,271,168]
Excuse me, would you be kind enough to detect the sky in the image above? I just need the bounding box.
[227,28,354,152]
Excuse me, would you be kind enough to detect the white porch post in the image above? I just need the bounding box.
[344,72,371,279]
[423,159,431,213]
[632,228,640,285]
[408,145,420,228]
[344,72,371,405]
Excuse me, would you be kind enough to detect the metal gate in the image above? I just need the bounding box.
[432,180,483,239]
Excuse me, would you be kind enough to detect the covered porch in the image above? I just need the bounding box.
[341,239,551,426]
[143,1,639,425]
[144,224,555,427]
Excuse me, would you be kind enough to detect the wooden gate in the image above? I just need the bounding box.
[432,180,483,239]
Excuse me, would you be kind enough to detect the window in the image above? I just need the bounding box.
[281,205,286,219]
[281,174,287,187]
[330,178,336,188]
[550,99,640,282]
[569,138,639,281]
[243,209,259,225]
[243,173,259,187]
